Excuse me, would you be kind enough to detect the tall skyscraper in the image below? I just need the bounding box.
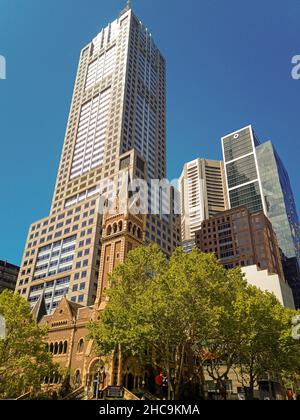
[16,2,180,314]
[222,125,300,308]
[222,126,266,215]
[256,141,300,308]
[179,159,228,244]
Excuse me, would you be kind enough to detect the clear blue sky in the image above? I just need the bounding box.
[1,0,300,265]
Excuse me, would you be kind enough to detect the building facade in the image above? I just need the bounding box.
[0,260,19,293]
[195,206,294,308]
[12,1,182,396]
[179,158,228,244]
[195,206,283,276]
[221,126,266,215]
[15,3,180,315]
[241,265,295,309]
[222,126,300,308]
[256,141,300,308]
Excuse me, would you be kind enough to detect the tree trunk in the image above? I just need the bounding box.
[247,377,255,400]
[166,364,172,400]
[174,345,185,400]
[218,380,227,401]
[197,366,206,400]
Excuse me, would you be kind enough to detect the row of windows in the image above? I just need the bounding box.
[46,341,68,355]
[30,201,96,234]
[85,45,116,91]
[223,128,254,162]
[65,187,100,208]
[70,88,111,180]
[226,154,258,190]
[71,295,85,304]
[229,182,263,214]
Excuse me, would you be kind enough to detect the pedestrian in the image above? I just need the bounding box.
[155,373,164,398]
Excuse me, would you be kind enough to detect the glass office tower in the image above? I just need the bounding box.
[256,141,300,308]
[222,126,300,308]
[222,126,266,214]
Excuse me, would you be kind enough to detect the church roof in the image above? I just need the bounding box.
[65,299,83,318]
[31,292,48,323]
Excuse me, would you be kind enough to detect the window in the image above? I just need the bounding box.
[74,370,81,386]
[70,89,111,180]
[77,339,84,354]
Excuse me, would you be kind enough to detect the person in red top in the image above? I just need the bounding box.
[155,373,163,386]
[155,373,164,398]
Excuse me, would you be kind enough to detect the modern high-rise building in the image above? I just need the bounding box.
[256,141,300,308]
[222,125,300,308]
[179,159,228,244]
[221,126,266,215]
[16,1,180,314]
[0,260,19,293]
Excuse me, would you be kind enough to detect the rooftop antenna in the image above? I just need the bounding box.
[120,0,132,17]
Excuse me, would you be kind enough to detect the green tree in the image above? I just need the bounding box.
[190,268,249,400]
[232,287,300,400]
[89,244,300,400]
[89,245,247,399]
[0,290,58,399]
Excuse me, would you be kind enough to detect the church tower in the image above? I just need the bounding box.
[96,199,145,305]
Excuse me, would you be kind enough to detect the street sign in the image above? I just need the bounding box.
[106,386,123,398]
[0,315,6,340]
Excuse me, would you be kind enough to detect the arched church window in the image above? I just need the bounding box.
[77,338,84,353]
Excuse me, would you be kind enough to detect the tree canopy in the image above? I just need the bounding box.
[0,290,58,399]
[89,245,300,399]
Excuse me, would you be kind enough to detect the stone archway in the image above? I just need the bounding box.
[86,358,109,399]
